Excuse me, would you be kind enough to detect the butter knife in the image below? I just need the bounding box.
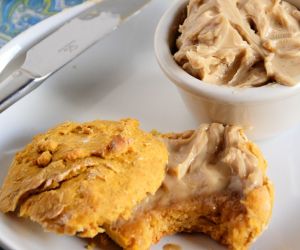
[0,0,150,113]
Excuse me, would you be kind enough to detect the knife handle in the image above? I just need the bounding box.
[0,69,45,113]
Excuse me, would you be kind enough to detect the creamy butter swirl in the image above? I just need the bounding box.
[174,0,300,87]
[122,124,263,217]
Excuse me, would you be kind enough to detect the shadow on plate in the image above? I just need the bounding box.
[45,0,163,110]
[0,211,225,250]
[154,233,225,250]
[84,234,121,250]
[84,232,225,250]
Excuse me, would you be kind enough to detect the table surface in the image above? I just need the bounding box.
[0,0,86,47]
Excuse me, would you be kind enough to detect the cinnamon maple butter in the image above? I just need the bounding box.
[118,123,263,216]
[174,0,300,87]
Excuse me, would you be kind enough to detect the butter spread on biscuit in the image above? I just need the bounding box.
[107,123,272,250]
[175,0,300,87]
[119,123,264,216]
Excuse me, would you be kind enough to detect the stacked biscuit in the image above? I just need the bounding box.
[0,119,273,250]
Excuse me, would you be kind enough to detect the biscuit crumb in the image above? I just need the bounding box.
[106,135,128,154]
[85,242,95,250]
[36,151,52,167]
[163,243,182,250]
[85,234,120,250]
[37,140,58,153]
[65,149,89,161]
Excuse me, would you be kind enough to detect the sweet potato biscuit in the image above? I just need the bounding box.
[0,119,168,237]
[106,124,274,250]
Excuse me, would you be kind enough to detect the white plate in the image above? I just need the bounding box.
[0,0,299,249]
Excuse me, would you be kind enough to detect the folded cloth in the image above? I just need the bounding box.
[0,0,86,48]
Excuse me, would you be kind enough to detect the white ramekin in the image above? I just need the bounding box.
[154,0,300,140]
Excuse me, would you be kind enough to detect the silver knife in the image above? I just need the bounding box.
[0,0,150,113]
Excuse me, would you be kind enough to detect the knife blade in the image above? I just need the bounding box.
[0,0,150,113]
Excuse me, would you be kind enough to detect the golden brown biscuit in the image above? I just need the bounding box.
[106,124,274,250]
[0,119,168,237]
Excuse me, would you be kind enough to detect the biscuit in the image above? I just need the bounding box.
[0,119,168,237]
[106,124,274,250]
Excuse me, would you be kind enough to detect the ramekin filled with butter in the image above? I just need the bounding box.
[155,0,300,140]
